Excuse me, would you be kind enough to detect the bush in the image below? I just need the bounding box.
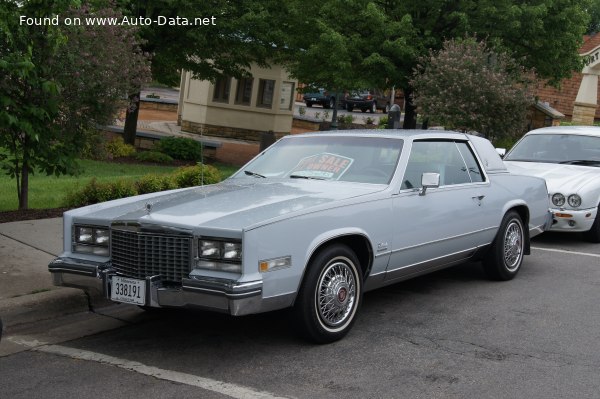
[63,163,223,208]
[172,163,221,187]
[133,151,174,164]
[155,137,203,161]
[105,137,136,159]
[136,174,177,194]
[80,130,109,160]
[64,178,137,207]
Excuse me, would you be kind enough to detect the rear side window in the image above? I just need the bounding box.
[401,140,485,189]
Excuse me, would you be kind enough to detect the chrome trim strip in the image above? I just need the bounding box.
[390,226,496,254]
[386,246,480,275]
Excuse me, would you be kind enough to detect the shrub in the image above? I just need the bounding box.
[133,151,174,164]
[337,114,354,125]
[378,115,389,128]
[155,137,203,161]
[136,174,177,194]
[105,137,136,158]
[80,130,109,160]
[172,163,221,187]
[64,178,137,207]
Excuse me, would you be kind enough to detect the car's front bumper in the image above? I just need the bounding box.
[48,257,263,316]
[549,207,597,232]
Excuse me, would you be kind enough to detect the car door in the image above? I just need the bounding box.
[385,139,492,282]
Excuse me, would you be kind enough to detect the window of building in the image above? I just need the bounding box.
[279,81,295,110]
[212,77,231,103]
[235,77,253,105]
[257,79,276,108]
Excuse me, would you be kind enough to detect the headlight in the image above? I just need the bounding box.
[567,194,582,208]
[73,225,109,256]
[552,193,565,207]
[196,238,242,273]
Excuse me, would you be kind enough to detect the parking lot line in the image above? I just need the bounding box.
[531,246,600,258]
[32,344,289,399]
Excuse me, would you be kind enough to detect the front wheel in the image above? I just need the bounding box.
[483,211,525,281]
[583,205,600,243]
[294,244,362,344]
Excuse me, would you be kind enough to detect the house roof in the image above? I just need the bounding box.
[581,33,600,54]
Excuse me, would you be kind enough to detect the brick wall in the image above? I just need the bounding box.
[535,33,600,121]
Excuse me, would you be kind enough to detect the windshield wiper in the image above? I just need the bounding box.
[558,160,600,166]
[289,174,327,180]
[244,170,266,178]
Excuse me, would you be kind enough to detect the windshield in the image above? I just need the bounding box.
[233,136,404,184]
[505,134,600,164]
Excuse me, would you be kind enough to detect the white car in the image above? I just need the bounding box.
[504,126,600,242]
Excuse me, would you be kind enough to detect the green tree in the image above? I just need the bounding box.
[281,0,591,129]
[411,38,535,139]
[588,0,600,33]
[0,0,150,209]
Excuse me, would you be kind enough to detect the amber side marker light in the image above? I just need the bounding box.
[555,213,573,218]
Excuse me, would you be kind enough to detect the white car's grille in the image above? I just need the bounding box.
[111,229,192,282]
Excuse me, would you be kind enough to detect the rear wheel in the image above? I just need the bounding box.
[583,205,600,243]
[483,211,525,281]
[294,244,362,344]
[347,104,354,112]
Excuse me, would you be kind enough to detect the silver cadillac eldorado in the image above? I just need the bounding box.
[49,130,551,343]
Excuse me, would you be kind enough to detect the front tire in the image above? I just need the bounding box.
[583,205,600,243]
[483,211,525,281]
[294,244,362,344]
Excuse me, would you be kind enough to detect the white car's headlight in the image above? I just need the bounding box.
[552,193,565,207]
[73,225,109,256]
[567,194,582,208]
[196,239,242,273]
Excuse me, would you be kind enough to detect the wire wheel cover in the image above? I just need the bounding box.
[317,260,357,327]
[503,221,523,271]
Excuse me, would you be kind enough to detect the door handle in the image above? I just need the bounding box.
[472,195,485,206]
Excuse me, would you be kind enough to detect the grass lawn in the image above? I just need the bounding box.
[0,160,239,212]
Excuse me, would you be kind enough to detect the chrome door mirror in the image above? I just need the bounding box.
[420,173,440,196]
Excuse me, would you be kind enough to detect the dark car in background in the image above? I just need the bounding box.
[346,89,390,113]
[303,88,345,109]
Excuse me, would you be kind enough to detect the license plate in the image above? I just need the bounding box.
[111,276,146,305]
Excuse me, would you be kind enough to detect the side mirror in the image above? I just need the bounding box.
[420,173,440,196]
[496,148,506,158]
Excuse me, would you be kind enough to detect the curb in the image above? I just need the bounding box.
[0,288,90,329]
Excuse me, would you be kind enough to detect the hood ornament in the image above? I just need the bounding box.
[144,202,153,215]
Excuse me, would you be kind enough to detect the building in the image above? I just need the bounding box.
[177,64,297,143]
[536,33,600,124]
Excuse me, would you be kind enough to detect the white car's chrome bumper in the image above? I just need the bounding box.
[549,207,597,233]
[48,257,263,316]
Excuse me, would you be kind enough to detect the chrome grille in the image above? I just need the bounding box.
[111,228,192,281]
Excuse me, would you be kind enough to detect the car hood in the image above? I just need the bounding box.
[504,161,600,194]
[71,180,385,231]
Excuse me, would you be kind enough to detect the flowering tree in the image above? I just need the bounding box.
[0,1,150,209]
[411,38,535,140]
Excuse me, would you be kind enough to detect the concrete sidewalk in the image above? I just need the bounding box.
[0,218,92,330]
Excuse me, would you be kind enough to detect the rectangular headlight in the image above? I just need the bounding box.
[73,225,109,256]
[196,238,242,273]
